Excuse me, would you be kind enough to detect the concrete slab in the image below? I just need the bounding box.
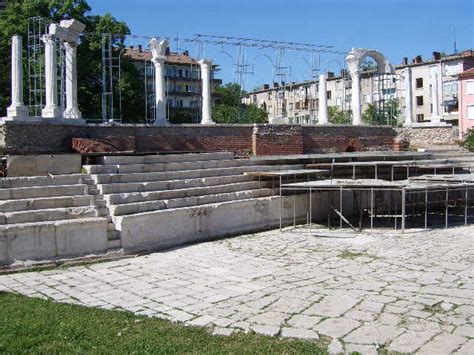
[7,155,82,177]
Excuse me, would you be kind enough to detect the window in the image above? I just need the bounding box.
[416,114,425,122]
[336,98,342,106]
[364,94,371,103]
[468,105,474,120]
[416,78,423,88]
[326,91,331,100]
[416,96,424,106]
[176,99,183,108]
[467,81,474,95]
[443,80,458,95]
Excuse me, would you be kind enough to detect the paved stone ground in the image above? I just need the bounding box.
[1,226,473,354]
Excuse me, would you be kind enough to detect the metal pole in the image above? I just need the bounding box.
[465,185,468,226]
[445,187,449,229]
[375,165,378,180]
[391,166,394,181]
[309,186,312,227]
[401,188,406,233]
[353,164,356,179]
[293,175,296,227]
[425,189,428,229]
[279,175,282,230]
[370,188,374,231]
[339,186,343,228]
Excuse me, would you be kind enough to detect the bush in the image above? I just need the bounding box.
[462,128,474,152]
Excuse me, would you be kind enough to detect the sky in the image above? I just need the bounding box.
[87,0,474,90]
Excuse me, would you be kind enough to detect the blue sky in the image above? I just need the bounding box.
[88,0,474,89]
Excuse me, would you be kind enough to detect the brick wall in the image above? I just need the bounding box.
[252,125,304,155]
[1,121,401,156]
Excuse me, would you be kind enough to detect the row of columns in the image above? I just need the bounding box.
[148,37,214,125]
[7,20,85,120]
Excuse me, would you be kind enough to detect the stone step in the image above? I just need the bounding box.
[96,152,235,166]
[98,174,252,195]
[0,174,86,189]
[111,188,275,216]
[85,158,255,175]
[0,217,108,265]
[93,164,304,185]
[0,195,94,213]
[0,184,89,201]
[104,181,271,205]
[0,206,99,225]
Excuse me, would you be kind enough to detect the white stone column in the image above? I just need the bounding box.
[41,34,62,118]
[148,38,169,125]
[199,59,214,124]
[63,42,81,118]
[430,66,441,122]
[7,35,29,118]
[152,57,168,125]
[318,74,328,124]
[351,71,362,125]
[403,67,413,126]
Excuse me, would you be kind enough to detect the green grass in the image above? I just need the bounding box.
[0,292,329,354]
[338,250,365,260]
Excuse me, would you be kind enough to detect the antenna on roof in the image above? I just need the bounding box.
[453,27,458,54]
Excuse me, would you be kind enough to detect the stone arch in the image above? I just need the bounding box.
[346,48,394,126]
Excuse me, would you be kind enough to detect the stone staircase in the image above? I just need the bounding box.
[83,152,304,252]
[0,174,109,265]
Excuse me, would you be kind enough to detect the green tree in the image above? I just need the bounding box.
[328,106,351,124]
[462,128,474,152]
[0,0,145,121]
[212,83,268,124]
[362,99,400,126]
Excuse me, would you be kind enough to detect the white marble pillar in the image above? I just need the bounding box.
[41,34,62,118]
[351,71,362,125]
[7,35,29,118]
[430,66,441,122]
[403,67,413,126]
[148,38,169,125]
[318,74,328,124]
[199,59,214,124]
[63,42,81,118]
[152,57,168,125]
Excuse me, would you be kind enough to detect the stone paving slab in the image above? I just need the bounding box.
[0,225,473,354]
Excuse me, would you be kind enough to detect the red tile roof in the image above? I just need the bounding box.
[459,67,474,77]
[124,48,199,66]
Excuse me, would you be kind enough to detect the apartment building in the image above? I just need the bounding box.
[243,70,398,125]
[398,50,474,125]
[0,0,7,11]
[458,68,474,138]
[243,50,474,127]
[124,46,221,123]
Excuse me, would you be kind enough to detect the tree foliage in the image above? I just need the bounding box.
[328,106,351,124]
[462,128,474,152]
[362,99,400,126]
[0,0,145,121]
[213,83,268,124]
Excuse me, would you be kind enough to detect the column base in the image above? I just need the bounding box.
[63,107,82,119]
[153,117,169,126]
[200,119,215,125]
[7,104,29,119]
[42,106,63,118]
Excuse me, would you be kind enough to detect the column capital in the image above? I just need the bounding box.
[41,34,56,45]
[151,56,166,65]
[198,59,213,68]
[63,41,77,50]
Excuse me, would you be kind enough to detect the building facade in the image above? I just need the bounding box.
[243,50,474,127]
[0,0,7,11]
[458,68,474,138]
[124,46,221,123]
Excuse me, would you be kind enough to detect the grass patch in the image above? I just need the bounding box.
[422,302,453,314]
[338,250,365,260]
[0,292,328,354]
